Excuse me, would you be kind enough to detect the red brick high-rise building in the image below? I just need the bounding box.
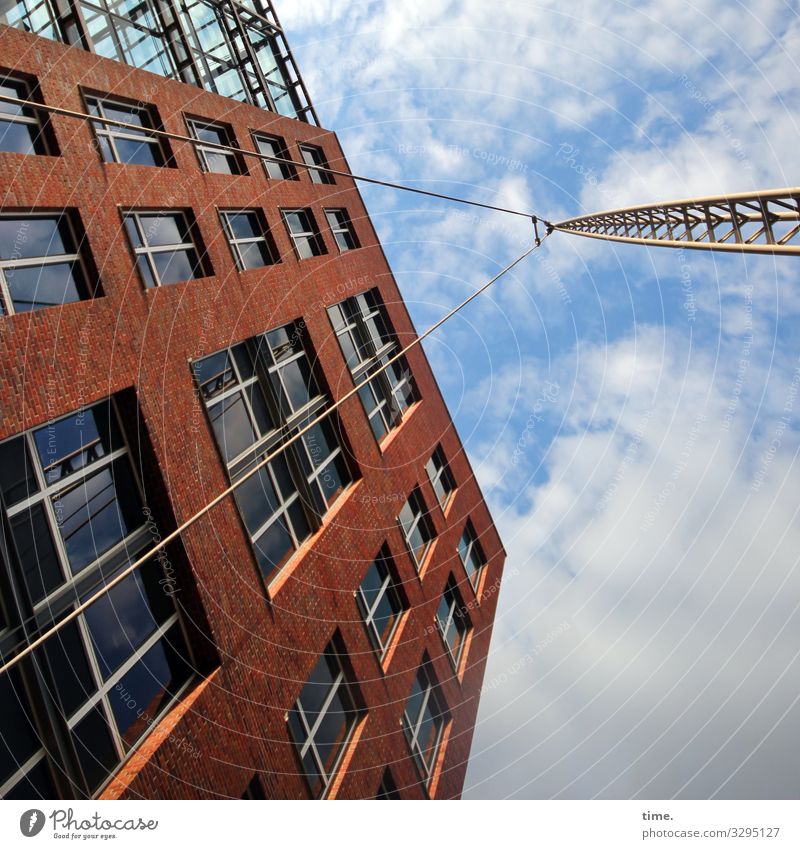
[0,0,505,800]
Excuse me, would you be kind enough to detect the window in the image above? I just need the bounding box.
[0,212,97,316]
[436,576,471,669]
[220,210,278,271]
[193,323,353,582]
[328,289,417,441]
[0,75,50,156]
[253,133,295,180]
[282,209,326,259]
[398,488,435,572]
[299,144,334,184]
[458,520,486,590]
[425,445,456,511]
[187,117,244,175]
[86,95,167,167]
[355,546,406,657]
[402,663,448,785]
[0,399,193,799]
[123,210,207,288]
[1,0,61,41]
[376,769,400,799]
[325,209,359,252]
[288,643,361,798]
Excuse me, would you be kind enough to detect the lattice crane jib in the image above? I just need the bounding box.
[552,188,800,256]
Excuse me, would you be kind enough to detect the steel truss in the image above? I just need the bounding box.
[553,188,800,255]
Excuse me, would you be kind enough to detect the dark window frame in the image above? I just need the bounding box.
[0,397,196,799]
[402,660,449,786]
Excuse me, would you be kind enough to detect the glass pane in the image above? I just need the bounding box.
[225,212,259,240]
[0,669,41,787]
[3,758,56,800]
[10,504,62,603]
[252,515,293,578]
[114,137,160,167]
[192,123,224,145]
[270,455,295,500]
[137,213,185,247]
[0,435,37,506]
[33,402,121,484]
[153,247,200,285]
[136,255,156,288]
[312,689,348,776]
[286,499,310,544]
[0,216,65,259]
[358,562,383,613]
[404,672,425,727]
[203,150,235,174]
[279,358,314,412]
[0,119,37,155]
[238,240,272,270]
[194,349,233,400]
[208,392,255,462]
[83,571,161,678]
[6,261,87,313]
[372,592,397,645]
[56,457,143,574]
[437,596,450,631]
[294,235,314,259]
[41,617,95,717]
[234,464,278,535]
[104,103,146,128]
[299,653,335,720]
[247,382,274,434]
[70,703,119,794]
[283,212,305,235]
[109,625,190,749]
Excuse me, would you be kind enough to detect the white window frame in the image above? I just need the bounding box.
[282,208,324,259]
[324,208,358,251]
[253,132,294,180]
[355,550,405,657]
[458,521,486,591]
[435,578,470,670]
[0,212,91,316]
[398,489,434,572]
[425,446,455,511]
[219,209,276,271]
[299,143,333,184]
[403,666,447,784]
[86,94,164,166]
[186,117,241,174]
[123,209,202,288]
[291,650,360,797]
[0,75,48,155]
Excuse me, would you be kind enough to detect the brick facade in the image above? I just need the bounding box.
[0,22,505,800]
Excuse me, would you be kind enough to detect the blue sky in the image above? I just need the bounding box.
[279,2,800,798]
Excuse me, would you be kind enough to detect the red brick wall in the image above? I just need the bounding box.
[0,25,506,800]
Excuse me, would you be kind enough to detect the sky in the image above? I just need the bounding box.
[278,1,800,798]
